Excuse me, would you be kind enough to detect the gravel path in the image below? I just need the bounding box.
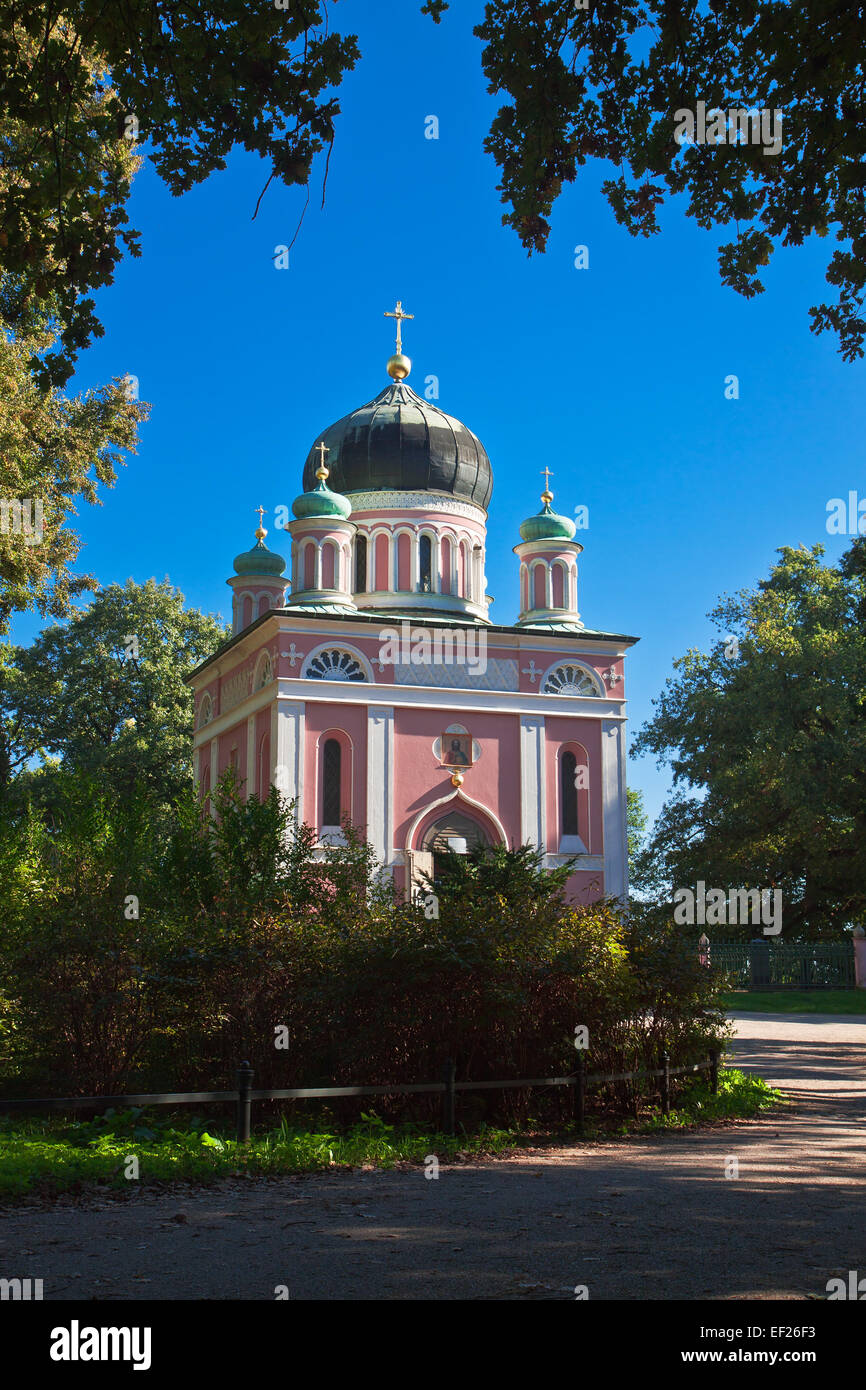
[3,1011,865,1300]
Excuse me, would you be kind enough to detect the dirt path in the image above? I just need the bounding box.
[3,1012,865,1300]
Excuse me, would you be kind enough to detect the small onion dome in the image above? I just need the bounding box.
[519,494,576,542]
[292,468,352,522]
[232,536,286,577]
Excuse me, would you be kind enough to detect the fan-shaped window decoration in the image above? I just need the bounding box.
[197,694,213,728]
[304,648,367,682]
[543,664,602,697]
[255,653,273,690]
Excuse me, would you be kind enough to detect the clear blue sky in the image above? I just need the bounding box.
[16,0,865,825]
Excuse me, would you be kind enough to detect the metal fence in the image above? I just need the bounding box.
[706,940,854,989]
[0,1051,723,1141]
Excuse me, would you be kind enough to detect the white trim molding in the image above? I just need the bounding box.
[602,719,628,902]
[273,700,305,823]
[519,714,546,851]
[366,705,395,869]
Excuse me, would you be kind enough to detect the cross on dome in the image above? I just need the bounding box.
[384,300,414,381]
[314,441,330,479]
[384,299,414,354]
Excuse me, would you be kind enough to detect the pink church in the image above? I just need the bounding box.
[189,309,638,904]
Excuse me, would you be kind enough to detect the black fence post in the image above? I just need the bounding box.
[660,1050,670,1117]
[573,1052,586,1133]
[441,1058,456,1136]
[236,1060,254,1144]
[709,1049,719,1096]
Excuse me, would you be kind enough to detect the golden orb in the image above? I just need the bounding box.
[387,352,411,381]
[450,770,464,788]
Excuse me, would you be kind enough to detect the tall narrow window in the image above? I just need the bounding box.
[355,534,367,592]
[419,534,432,591]
[323,738,342,824]
[561,751,578,835]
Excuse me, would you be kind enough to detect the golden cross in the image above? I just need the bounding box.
[255,504,266,539]
[315,441,330,475]
[540,466,554,495]
[384,299,414,354]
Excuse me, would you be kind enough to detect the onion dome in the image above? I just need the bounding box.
[233,513,286,575]
[519,486,576,542]
[292,445,352,521]
[301,381,492,509]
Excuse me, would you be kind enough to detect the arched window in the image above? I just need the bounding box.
[534,563,547,610]
[355,534,367,592]
[397,533,411,590]
[257,594,270,619]
[303,647,368,682]
[561,751,578,835]
[303,543,315,590]
[322,738,342,825]
[322,540,337,590]
[242,595,253,628]
[440,536,452,594]
[419,534,432,591]
[543,663,604,697]
[552,561,566,609]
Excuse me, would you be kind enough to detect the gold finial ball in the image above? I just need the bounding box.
[450,770,464,788]
[387,352,411,381]
[316,465,329,482]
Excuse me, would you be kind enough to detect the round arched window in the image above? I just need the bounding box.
[304,649,367,682]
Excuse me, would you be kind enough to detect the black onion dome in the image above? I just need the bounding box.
[302,381,493,510]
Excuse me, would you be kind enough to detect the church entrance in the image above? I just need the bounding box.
[419,811,490,881]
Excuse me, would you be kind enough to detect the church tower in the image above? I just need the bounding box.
[192,304,637,901]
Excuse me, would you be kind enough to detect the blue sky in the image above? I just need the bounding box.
[16,0,865,825]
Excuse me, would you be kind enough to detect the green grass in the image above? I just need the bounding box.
[0,1070,783,1200]
[0,1107,521,1200]
[719,989,866,1015]
[636,1067,784,1133]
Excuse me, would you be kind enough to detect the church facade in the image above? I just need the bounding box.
[188,307,638,904]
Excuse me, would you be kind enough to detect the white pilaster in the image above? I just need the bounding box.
[520,714,546,851]
[272,700,305,823]
[602,719,628,902]
[367,705,395,869]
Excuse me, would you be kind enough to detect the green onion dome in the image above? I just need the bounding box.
[519,496,576,542]
[232,536,286,577]
[292,471,353,522]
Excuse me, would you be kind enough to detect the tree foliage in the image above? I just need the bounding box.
[0,328,146,634]
[0,770,724,1100]
[469,0,866,359]
[1,578,228,800]
[0,0,358,385]
[632,539,866,936]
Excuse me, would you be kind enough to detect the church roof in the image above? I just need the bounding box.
[302,380,493,510]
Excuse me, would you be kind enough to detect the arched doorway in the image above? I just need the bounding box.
[420,810,490,881]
